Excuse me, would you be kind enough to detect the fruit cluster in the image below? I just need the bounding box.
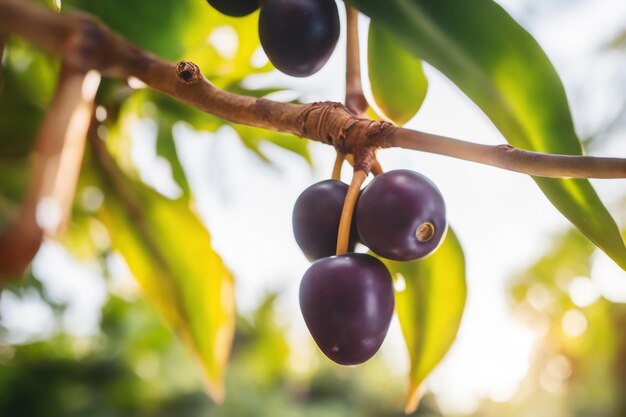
[206,0,447,366]
[206,0,340,77]
[293,170,447,365]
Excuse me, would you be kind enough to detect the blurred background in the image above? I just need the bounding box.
[1,0,626,416]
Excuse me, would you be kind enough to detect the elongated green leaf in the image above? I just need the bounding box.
[87,150,235,403]
[233,124,312,165]
[155,119,191,199]
[349,0,626,270]
[378,228,466,413]
[368,22,428,125]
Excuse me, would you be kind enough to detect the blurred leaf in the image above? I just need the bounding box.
[0,39,58,158]
[605,28,626,50]
[183,11,273,87]
[378,228,466,413]
[155,119,191,199]
[511,228,595,304]
[349,0,626,270]
[30,0,60,11]
[64,0,267,79]
[230,294,290,389]
[367,22,427,125]
[0,158,30,232]
[88,147,235,403]
[233,124,312,164]
[225,85,285,99]
[64,0,196,61]
[508,226,624,415]
[146,91,224,133]
[0,159,30,204]
[44,0,60,11]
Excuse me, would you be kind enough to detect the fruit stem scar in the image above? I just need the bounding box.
[176,61,201,84]
[416,222,435,242]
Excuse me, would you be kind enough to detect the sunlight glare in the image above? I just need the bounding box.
[562,309,587,337]
[208,26,239,60]
[591,250,626,303]
[568,276,600,307]
[430,323,535,414]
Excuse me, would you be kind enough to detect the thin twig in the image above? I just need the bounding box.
[332,151,346,181]
[336,169,368,255]
[1,0,626,179]
[393,129,626,179]
[344,5,367,116]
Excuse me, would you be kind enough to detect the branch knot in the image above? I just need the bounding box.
[176,61,201,84]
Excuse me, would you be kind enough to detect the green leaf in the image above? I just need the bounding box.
[155,119,191,199]
[0,39,59,158]
[64,0,202,61]
[87,150,235,403]
[46,0,60,11]
[64,0,268,77]
[31,0,60,11]
[349,0,626,270]
[233,124,312,165]
[367,22,428,125]
[377,228,466,413]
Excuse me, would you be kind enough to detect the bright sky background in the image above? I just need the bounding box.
[2,0,626,415]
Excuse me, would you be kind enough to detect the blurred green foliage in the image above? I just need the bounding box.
[454,214,626,417]
[0,0,312,403]
[0,274,442,417]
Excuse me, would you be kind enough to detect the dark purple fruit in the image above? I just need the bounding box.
[356,169,447,261]
[206,0,259,17]
[299,253,395,365]
[258,0,340,77]
[292,180,357,261]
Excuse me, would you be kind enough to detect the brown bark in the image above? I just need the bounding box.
[344,5,367,116]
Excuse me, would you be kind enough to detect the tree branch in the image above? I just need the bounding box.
[393,129,626,179]
[344,5,367,116]
[1,0,626,179]
[0,62,99,279]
